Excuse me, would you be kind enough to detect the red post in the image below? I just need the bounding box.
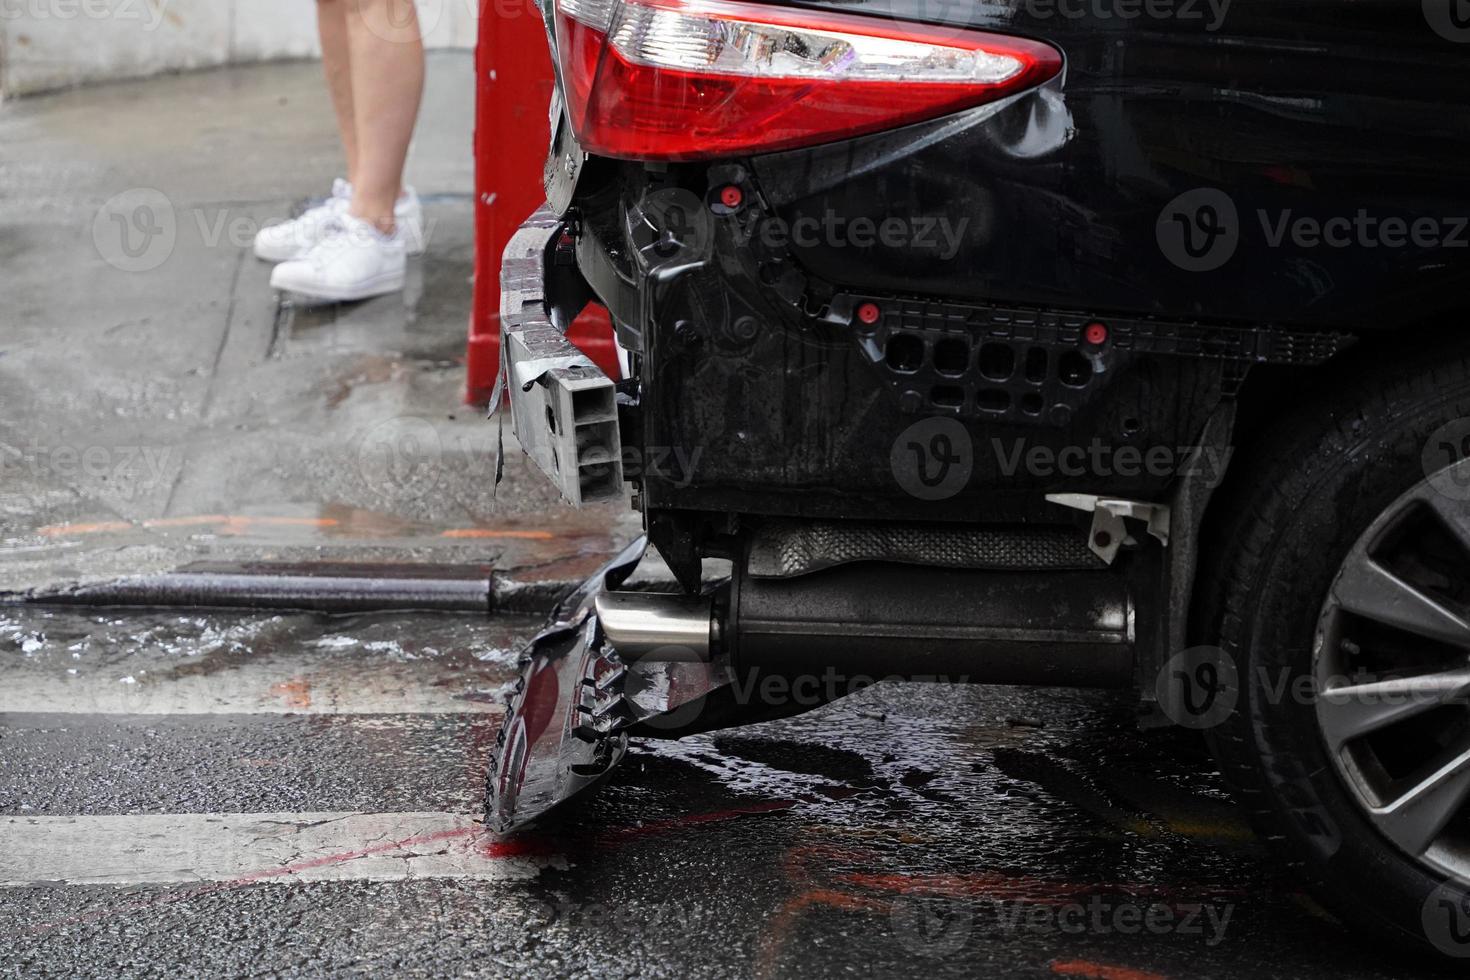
[468,3,618,404]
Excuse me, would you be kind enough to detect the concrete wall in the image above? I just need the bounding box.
[0,0,478,99]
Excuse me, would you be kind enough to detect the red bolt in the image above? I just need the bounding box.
[856,302,882,325]
[1085,322,1109,346]
[719,185,743,209]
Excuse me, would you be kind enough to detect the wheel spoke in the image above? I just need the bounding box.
[1317,477,1470,873]
[1426,492,1470,553]
[1318,668,1470,751]
[1374,746,1470,857]
[1332,557,1470,649]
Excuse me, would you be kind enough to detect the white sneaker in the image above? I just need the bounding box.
[255,181,426,262]
[396,187,427,256]
[269,213,407,302]
[253,178,351,262]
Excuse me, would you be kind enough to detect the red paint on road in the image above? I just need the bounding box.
[1051,959,1170,980]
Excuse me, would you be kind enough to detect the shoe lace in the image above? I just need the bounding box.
[308,195,350,221]
[301,218,355,266]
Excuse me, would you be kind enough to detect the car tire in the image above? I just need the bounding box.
[1197,341,1470,957]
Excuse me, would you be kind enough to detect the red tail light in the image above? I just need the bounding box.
[553,0,1063,160]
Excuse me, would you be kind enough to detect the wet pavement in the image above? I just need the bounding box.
[0,55,640,600]
[1,604,1458,979]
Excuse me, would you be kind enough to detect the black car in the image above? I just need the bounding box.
[487,0,1470,956]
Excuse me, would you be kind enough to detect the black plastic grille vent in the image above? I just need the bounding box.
[840,294,1350,422]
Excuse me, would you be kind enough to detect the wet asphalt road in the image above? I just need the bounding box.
[0,606,1457,979]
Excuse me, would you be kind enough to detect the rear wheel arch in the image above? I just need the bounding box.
[1182,333,1470,953]
[1191,330,1470,644]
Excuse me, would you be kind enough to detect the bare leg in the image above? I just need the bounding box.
[343,0,425,234]
[317,0,359,185]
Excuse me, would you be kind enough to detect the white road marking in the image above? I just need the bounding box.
[0,812,555,887]
[0,661,506,715]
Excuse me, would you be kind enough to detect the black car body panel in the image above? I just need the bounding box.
[752,0,1470,330]
[550,1,1470,526]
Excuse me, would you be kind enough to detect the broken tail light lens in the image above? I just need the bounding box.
[553,0,1063,160]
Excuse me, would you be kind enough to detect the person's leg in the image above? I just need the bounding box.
[317,0,359,185]
[343,0,425,234]
[253,0,357,262]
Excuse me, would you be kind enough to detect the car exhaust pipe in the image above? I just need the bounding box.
[593,591,717,661]
[598,563,1134,689]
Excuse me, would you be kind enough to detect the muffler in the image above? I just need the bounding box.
[598,562,1134,689]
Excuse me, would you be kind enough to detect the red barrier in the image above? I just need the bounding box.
[468,6,618,404]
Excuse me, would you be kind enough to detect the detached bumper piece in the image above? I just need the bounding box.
[485,537,740,833]
[485,538,643,833]
[500,209,623,507]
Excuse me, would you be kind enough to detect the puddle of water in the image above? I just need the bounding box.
[0,606,540,676]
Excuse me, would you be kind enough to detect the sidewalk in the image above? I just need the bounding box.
[0,55,640,601]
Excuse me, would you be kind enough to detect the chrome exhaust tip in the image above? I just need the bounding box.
[593,591,716,662]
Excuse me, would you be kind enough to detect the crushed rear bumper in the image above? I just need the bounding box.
[498,209,623,507]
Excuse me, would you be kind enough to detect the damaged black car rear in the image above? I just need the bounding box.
[487,0,1470,955]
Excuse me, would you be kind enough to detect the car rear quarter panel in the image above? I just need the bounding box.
[750,0,1470,329]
